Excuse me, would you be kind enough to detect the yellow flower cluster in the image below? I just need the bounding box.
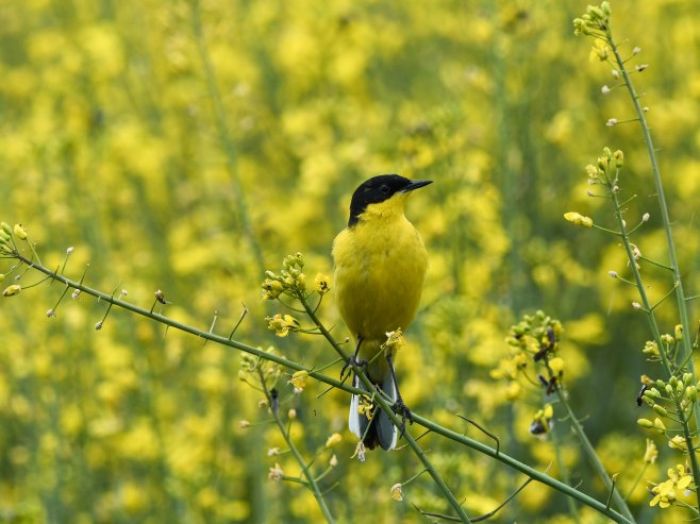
[650,465,694,509]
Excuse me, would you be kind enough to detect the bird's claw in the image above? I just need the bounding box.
[340,356,366,382]
[392,399,413,437]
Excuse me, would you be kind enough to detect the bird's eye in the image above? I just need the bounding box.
[380,184,390,194]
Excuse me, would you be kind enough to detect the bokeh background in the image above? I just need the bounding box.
[1,0,699,522]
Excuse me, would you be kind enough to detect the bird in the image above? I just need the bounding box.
[332,174,431,450]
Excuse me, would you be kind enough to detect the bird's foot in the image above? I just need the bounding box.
[392,399,414,437]
[340,356,366,382]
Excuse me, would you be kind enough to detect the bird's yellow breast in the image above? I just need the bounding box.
[332,202,428,349]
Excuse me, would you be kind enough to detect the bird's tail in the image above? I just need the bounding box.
[348,372,398,451]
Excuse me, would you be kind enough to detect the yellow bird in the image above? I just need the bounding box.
[332,174,431,450]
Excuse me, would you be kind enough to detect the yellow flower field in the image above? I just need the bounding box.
[1,1,699,522]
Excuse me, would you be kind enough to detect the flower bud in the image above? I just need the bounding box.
[644,439,658,464]
[563,212,593,227]
[2,284,21,297]
[1,222,12,235]
[653,417,666,432]
[645,387,661,399]
[613,150,624,168]
[676,325,684,341]
[637,418,653,428]
[587,5,605,20]
[13,224,27,240]
[685,386,697,402]
[652,404,668,417]
[325,432,342,448]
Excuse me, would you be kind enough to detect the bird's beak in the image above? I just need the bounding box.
[401,179,433,192]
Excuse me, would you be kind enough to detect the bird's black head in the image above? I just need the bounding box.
[348,174,432,227]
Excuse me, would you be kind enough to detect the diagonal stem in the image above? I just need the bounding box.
[606,26,698,425]
[9,252,633,523]
[257,368,336,523]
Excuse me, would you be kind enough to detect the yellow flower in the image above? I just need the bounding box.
[644,439,658,464]
[589,40,610,62]
[642,341,659,357]
[13,224,27,240]
[548,357,564,374]
[530,404,554,436]
[314,273,330,294]
[266,314,299,337]
[563,212,593,227]
[261,278,284,300]
[325,432,342,448]
[668,435,687,452]
[289,370,309,392]
[650,464,693,509]
[543,403,554,419]
[505,381,521,401]
[382,329,404,354]
[357,397,375,420]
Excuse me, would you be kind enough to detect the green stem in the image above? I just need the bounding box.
[606,24,699,431]
[551,415,580,523]
[557,389,635,522]
[625,463,648,501]
[608,184,700,513]
[413,412,632,523]
[11,253,632,523]
[257,368,336,523]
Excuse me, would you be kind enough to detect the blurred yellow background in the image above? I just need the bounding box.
[1,0,699,522]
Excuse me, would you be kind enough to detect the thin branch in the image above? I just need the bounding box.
[6,252,634,523]
[257,369,336,523]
